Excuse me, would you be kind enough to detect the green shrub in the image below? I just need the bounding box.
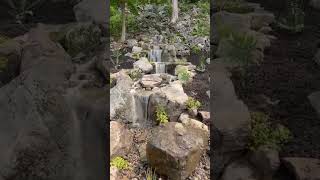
[197,0,210,14]
[192,18,210,37]
[177,70,190,84]
[111,49,122,70]
[145,167,157,180]
[0,56,8,72]
[110,6,140,39]
[176,66,191,84]
[110,156,130,170]
[186,97,201,110]
[196,57,206,72]
[63,24,101,57]
[128,69,142,81]
[110,6,122,38]
[249,112,292,151]
[221,32,258,69]
[155,105,169,125]
[190,45,202,54]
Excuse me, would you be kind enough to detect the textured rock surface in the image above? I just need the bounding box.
[146,122,208,180]
[282,157,320,180]
[212,64,251,152]
[221,160,258,180]
[110,71,134,120]
[110,121,133,158]
[0,40,22,87]
[141,74,162,88]
[0,25,107,180]
[148,81,188,122]
[133,57,153,73]
[73,0,107,27]
[249,146,280,178]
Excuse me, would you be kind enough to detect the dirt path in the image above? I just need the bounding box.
[232,6,320,158]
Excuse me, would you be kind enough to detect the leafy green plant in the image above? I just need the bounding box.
[221,32,258,69]
[155,105,169,124]
[63,24,101,57]
[192,18,210,37]
[278,0,304,33]
[249,112,292,151]
[110,6,140,39]
[145,167,157,180]
[186,97,201,110]
[197,0,210,14]
[177,70,191,84]
[111,49,122,70]
[110,156,130,170]
[190,45,202,54]
[128,69,143,81]
[196,57,206,72]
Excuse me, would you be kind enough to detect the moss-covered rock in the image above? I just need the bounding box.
[62,23,101,57]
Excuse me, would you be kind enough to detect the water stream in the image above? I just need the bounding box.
[148,47,162,62]
[155,62,166,74]
[148,46,167,74]
[133,91,152,127]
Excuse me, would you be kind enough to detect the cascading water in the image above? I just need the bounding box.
[148,47,162,62]
[155,62,166,74]
[133,91,152,127]
[148,46,167,74]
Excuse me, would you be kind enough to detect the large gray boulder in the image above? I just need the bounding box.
[141,74,162,88]
[249,146,280,178]
[133,57,153,73]
[148,81,189,122]
[212,63,251,152]
[110,121,133,158]
[110,71,134,121]
[249,11,275,31]
[0,40,22,87]
[0,25,107,180]
[146,122,208,180]
[73,0,107,27]
[221,160,258,180]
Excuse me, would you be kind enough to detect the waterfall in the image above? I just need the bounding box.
[148,47,162,62]
[155,62,166,74]
[133,91,151,127]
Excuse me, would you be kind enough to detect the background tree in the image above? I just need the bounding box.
[111,0,138,42]
[171,0,179,23]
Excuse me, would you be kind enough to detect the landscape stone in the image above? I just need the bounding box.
[146,122,208,180]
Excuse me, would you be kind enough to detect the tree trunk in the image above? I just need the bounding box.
[171,0,179,24]
[120,2,127,42]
